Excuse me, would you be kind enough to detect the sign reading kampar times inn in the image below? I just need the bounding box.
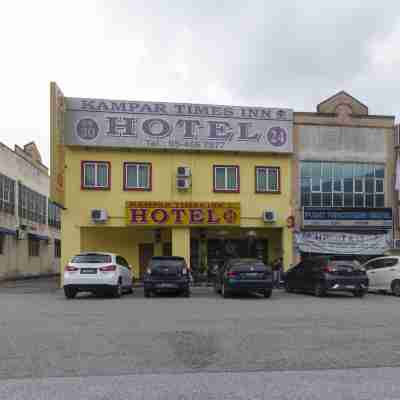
[64,97,293,153]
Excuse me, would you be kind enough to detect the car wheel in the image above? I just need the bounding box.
[391,280,400,297]
[264,289,272,298]
[144,290,152,298]
[127,286,134,294]
[64,287,77,299]
[314,283,325,297]
[354,289,365,298]
[113,279,123,298]
[183,289,191,298]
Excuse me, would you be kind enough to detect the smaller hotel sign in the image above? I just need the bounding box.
[126,201,240,226]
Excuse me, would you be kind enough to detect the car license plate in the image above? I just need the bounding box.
[158,283,176,288]
[345,285,354,289]
[245,272,258,278]
[80,268,97,274]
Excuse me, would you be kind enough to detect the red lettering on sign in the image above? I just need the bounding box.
[151,208,169,224]
[172,208,186,224]
[207,208,220,224]
[131,208,147,224]
[189,209,204,224]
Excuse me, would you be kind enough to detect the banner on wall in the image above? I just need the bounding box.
[295,231,391,255]
[126,201,240,226]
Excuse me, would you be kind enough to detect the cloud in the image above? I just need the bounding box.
[0,0,399,165]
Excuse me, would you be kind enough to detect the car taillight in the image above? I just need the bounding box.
[324,265,336,273]
[65,265,78,272]
[146,268,151,275]
[227,271,238,278]
[99,265,117,272]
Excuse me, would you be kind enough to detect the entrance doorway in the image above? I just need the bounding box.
[138,243,154,279]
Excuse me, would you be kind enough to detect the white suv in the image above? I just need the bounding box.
[64,252,133,299]
[362,256,400,296]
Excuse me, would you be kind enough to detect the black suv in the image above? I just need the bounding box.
[214,258,273,298]
[144,256,191,297]
[285,256,368,297]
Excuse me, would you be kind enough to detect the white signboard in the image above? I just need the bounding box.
[64,98,293,153]
[295,231,391,255]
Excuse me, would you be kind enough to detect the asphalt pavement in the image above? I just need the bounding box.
[1,278,400,398]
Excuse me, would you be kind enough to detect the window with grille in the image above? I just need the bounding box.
[81,161,110,189]
[0,173,15,215]
[124,162,151,190]
[213,166,240,192]
[28,237,40,257]
[300,162,385,208]
[255,167,280,193]
[54,239,61,258]
[18,183,46,223]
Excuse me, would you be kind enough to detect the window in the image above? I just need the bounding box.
[81,161,110,189]
[300,162,385,208]
[48,201,61,229]
[18,183,46,223]
[28,237,40,257]
[117,256,130,268]
[0,233,5,255]
[54,239,61,258]
[213,166,239,192]
[124,162,151,190]
[255,167,280,193]
[0,173,15,215]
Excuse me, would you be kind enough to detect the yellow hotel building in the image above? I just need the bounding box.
[50,83,294,280]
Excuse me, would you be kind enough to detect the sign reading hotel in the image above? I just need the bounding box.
[126,201,241,226]
[65,97,293,153]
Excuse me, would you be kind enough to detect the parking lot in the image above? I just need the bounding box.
[1,278,400,381]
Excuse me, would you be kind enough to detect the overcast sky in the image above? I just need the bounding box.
[1,0,399,165]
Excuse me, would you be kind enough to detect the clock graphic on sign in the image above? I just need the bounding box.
[266,127,287,147]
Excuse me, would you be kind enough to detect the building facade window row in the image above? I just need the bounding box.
[0,173,15,215]
[18,183,47,224]
[82,161,281,194]
[0,180,61,230]
[300,161,385,208]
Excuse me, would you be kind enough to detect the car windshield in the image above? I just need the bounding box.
[230,261,267,272]
[71,254,112,263]
[150,259,185,271]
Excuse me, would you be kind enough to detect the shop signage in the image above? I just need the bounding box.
[295,231,391,255]
[65,97,293,153]
[303,207,392,230]
[125,201,240,226]
[50,82,66,207]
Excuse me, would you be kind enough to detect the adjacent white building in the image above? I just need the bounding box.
[0,141,61,279]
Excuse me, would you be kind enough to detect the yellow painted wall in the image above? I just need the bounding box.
[61,148,294,280]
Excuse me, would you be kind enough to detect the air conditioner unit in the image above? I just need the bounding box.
[176,178,191,190]
[91,209,108,223]
[263,210,276,223]
[177,166,191,177]
[16,229,27,240]
[393,239,400,249]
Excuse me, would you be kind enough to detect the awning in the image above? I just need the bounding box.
[0,227,16,236]
[28,233,49,241]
